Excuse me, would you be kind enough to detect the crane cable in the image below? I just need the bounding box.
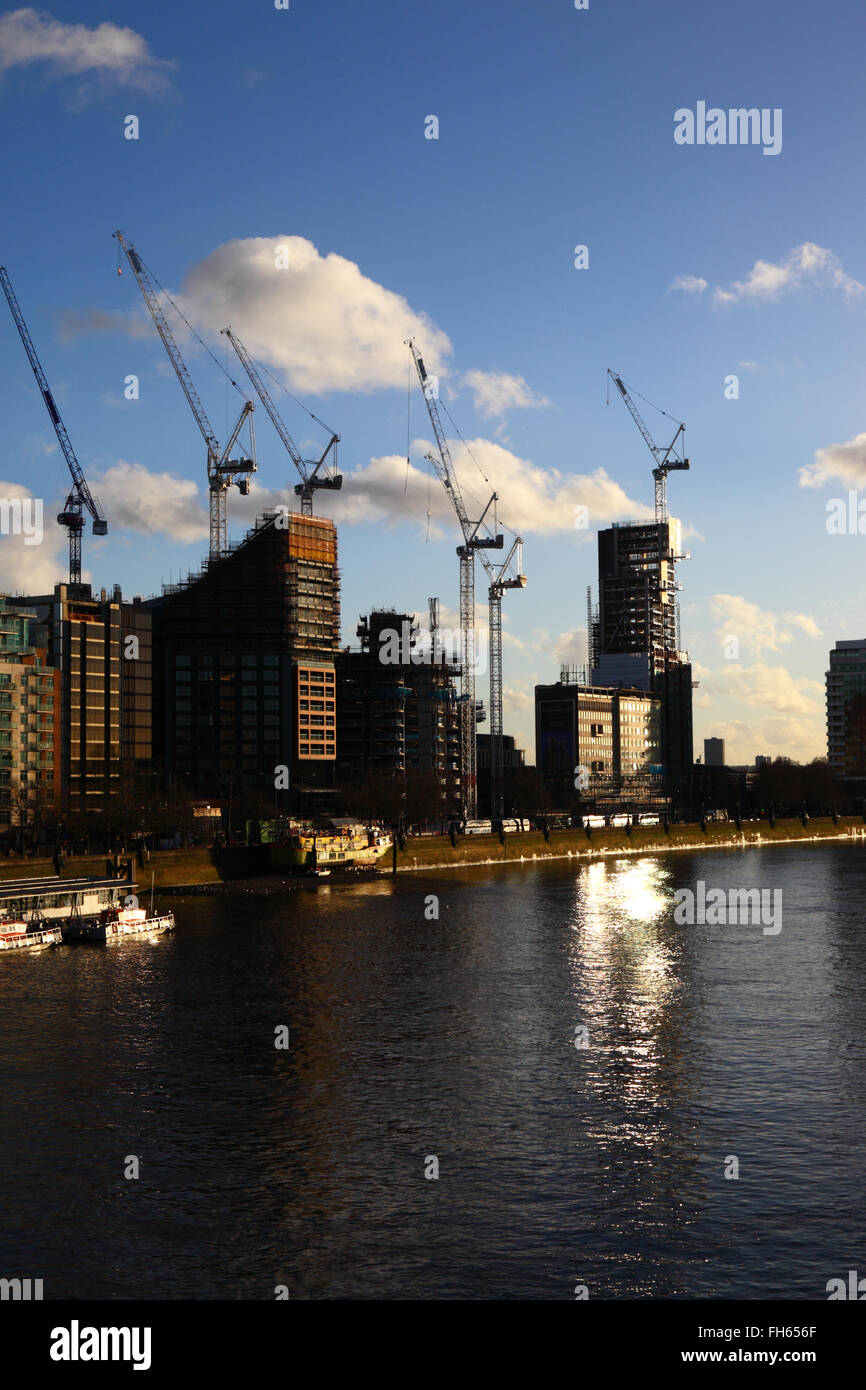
[404,356,411,494]
[140,257,247,401]
[612,370,684,427]
[254,352,339,439]
[437,395,518,540]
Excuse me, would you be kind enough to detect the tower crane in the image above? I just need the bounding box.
[408,340,526,821]
[607,370,689,522]
[221,328,342,515]
[114,231,257,559]
[1,265,107,585]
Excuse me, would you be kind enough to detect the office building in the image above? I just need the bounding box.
[535,673,663,808]
[826,639,866,782]
[21,583,152,813]
[704,737,725,767]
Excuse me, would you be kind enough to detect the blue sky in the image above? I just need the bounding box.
[1,0,865,762]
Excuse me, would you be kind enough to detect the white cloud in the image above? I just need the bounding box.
[553,628,587,667]
[0,480,71,593]
[713,242,864,305]
[296,436,651,537]
[700,660,822,716]
[90,461,208,543]
[461,369,550,418]
[442,438,651,536]
[670,275,708,294]
[700,714,824,764]
[711,594,822,656]
[799,431,866,490]
[785,612,822,639]
[179,235,452,395]
[0,8,175,93]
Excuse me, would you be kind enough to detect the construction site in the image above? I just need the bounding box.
[0,234,538,837]
[0,234,704,841]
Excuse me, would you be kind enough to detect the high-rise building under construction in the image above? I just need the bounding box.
[147,510,340,814]
[591,517,693,801]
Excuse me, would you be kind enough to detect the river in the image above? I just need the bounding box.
[2,843,865,1299]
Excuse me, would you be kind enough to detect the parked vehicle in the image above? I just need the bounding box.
[463,819,493,835]
[582,814,606,829]
[637,813,660,826]
[609,813,633,828]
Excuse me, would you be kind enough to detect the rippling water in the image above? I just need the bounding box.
[2,843,865,1299]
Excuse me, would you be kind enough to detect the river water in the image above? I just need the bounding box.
[2,842,865,1300]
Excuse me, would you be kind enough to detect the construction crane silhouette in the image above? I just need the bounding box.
[114,231,257,559]
[1,265,107,584]
[408,340,526,822]
[222,327,342,515]
[607,370,689,522]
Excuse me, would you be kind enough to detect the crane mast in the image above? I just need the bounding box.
[222,327,342,515]
[114,232,257,558]
[607,370,689,522]
[409,340,525,821]
[1,265,107,584]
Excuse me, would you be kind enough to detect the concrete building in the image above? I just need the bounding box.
[0,597,61,831]
[704,737,725,767]
[826,639,866,782]
[336,610,462,818]
[535,674,663,808]
[147,510,340,812]
[20,583,152,813]
[591,518,693,798]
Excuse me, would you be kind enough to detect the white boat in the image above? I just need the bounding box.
[0,916,62,953]
[63,904,175,944]
[0,874,138,926]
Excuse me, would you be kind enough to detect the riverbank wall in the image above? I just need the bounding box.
[1,817,864,892]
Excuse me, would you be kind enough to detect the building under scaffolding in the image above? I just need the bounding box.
[147,510,340,813]
[590,518,694,801]
[336,610,462,819]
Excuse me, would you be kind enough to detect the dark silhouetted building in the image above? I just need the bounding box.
[827,638,866,786]
[336,609,462,818]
